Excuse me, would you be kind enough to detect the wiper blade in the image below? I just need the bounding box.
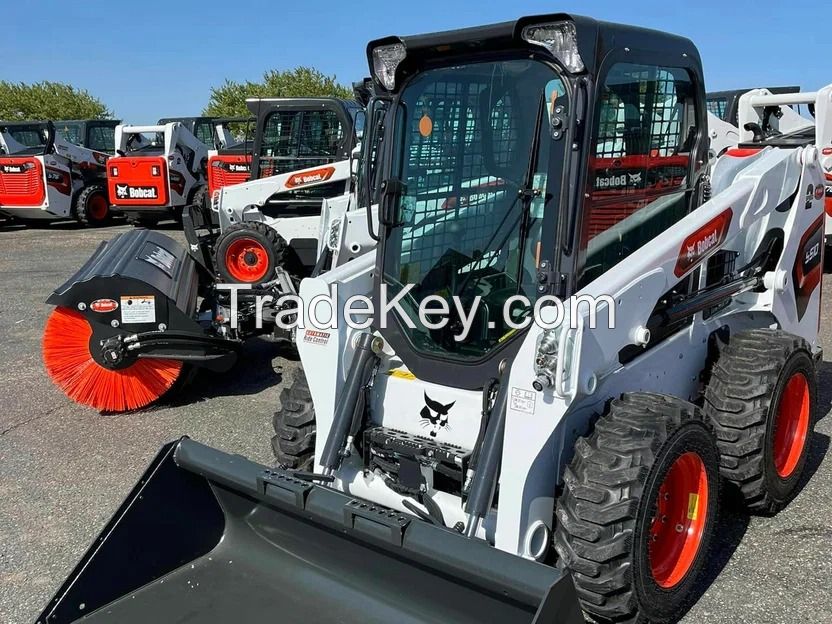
[456,92,548,300]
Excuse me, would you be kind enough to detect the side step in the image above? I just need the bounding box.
[37,438,583,624]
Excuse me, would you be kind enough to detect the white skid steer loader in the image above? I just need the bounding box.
[38,14,824,624]
[0,120,117,225]
[184,97,366,286]
[108,121,209,226]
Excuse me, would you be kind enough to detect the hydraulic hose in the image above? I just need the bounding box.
[321,332,378,474]
[464,378,510,537]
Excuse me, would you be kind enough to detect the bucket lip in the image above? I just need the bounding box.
[172,438,570,604]
[38,437,582,624]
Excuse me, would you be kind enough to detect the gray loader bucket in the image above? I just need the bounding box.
[37,439,582,624]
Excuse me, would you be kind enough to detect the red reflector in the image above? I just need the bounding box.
[822,147,832,156]
[725,148,761,158]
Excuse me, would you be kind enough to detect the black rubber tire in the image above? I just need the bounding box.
[190,184,208,213]
[214,221,287,284]
[703,328,816,514]
[554,392,720,624]
[74,184,111,227]
[271,372,316,470]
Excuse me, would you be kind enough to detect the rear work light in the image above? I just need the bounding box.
[110,166,119,177]
[372,42,406,90]
[521,21,585,73]
[151,165,161,176]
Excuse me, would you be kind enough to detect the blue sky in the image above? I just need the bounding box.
[0,0,825,122]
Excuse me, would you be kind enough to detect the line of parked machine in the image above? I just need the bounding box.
[14,14,832,623]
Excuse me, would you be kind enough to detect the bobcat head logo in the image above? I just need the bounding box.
[685,242,696,261]
[419,392,454,438]
[628,172,642,185]
[115,184,128,198]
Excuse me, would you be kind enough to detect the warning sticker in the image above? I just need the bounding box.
[302,329,330,346]
[510,387,536,415]
[388,368,416,381]
[120,295,156,324]
[687,493,700,521]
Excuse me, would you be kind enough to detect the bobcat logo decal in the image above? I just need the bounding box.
[420,392,455,438]
[628,172,642,185]
[115,184,128,199]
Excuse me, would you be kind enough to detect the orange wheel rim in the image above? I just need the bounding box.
[773,372,810,478]
[649,451,709,588]
[89,194,109,220]
[224,237,269,282]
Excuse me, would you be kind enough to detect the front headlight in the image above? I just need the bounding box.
[521,21,585,73]
[372,42,406,90]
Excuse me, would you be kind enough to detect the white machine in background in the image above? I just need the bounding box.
[108,122,209,226]
[735,87,832,248]
[0,120,115,225]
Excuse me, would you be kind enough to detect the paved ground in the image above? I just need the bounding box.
[0,220,830,624]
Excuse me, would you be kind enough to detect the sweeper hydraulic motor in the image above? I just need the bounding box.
[38,13,824,624]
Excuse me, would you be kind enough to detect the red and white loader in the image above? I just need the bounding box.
[37,14,825,624]
[0,120,117,225]
[193,97,365,283]
[107,120,209,226]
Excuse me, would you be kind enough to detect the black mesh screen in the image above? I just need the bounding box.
[706,97,728,121]
[397,78,521,284]
[580,63,697,288]
[594,65,686,160]
[259,110,345,178]
[194,121,215,147]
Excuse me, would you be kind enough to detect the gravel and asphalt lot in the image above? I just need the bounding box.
[0,220,830,624]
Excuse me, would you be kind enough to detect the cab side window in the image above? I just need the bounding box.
[707,97,728,121]
[58,123,82,145]
[88,125,115,153]
[579,63,698,287]
[194,121,215,147]
[259,110,344,178]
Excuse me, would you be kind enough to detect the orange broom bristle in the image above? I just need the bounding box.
[42,307,183,412]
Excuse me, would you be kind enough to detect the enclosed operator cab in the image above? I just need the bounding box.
[0,120,117,224]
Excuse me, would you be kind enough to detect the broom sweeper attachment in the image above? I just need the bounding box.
[42,229,242,411]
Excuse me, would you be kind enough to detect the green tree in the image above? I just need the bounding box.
[0,81,112,120]
[203,67,353,118]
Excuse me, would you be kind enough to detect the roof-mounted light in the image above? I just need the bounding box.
[521,21,585,73]
[372,42,406,90]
